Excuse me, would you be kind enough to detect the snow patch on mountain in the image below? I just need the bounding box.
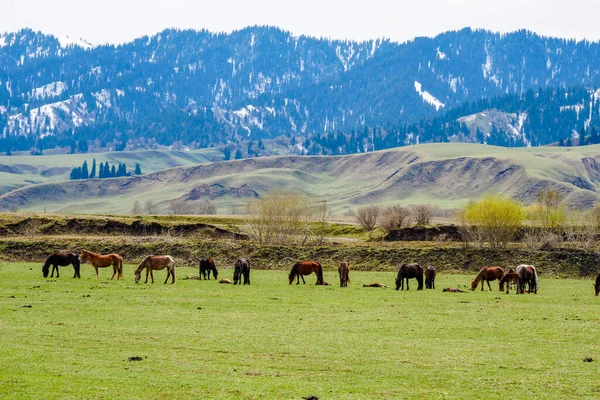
[57,36,93,50]
[28,81,67,100]
[436,47,447,60]
[414,81,445,111]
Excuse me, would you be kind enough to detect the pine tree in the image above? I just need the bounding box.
[558,139,565,147]
[234,149,243,159]
[223,147,231,160]
[98,162,105,178]
[591,127,599,145]
[103,163,110,178]
[90,159,96,179]
[110,164,116,177]
[566,137,572,146]
[134,163,142,175]
[81,161,89,179]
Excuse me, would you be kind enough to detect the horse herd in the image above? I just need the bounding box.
[40,251,600,295]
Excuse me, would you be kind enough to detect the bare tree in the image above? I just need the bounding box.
[131,200,142,215]
[198,199,217,215]
[412,204,435,225]
[144,200,158,215]
[356,205,380,238]
[379,205,412,234]
[313,200,330,245]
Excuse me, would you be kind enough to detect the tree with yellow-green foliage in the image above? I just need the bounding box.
[457,195,524,248]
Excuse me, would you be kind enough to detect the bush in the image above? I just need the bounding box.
[412,204,435,225]
[379,205,411,234]
[356,206,380,238]
[459,195,524,248]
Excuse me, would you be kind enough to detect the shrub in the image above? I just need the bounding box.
[356,206,380,238]
[379,205,411,234]
[412,204,435,225]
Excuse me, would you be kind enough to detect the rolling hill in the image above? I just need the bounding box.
[1,143,600,214]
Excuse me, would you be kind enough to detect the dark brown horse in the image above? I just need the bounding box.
[234,257,250,285]
[470,266,504,291]
[424,266,437,289]
[516,264,538,294]
[289,261,324,285]
[80,249,123,280]
[134,255,176,284]
[338,261,350,287]
[199,257,218,280]
[499,272,520,294]
[395,263,424,290]
[595,273,600,296]
[42,252,81,278]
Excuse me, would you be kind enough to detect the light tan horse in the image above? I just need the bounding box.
[134,255,176,284]
[80,249,123,280]
[338,261,350,287]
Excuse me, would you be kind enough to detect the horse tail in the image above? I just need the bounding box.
[118,255,124,279]
[532,266,539,291]
[317,263,324,284]
[171,256,176,282]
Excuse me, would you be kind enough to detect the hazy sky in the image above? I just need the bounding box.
[2,0,599,45]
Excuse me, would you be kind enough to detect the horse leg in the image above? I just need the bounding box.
[95,267,99,279]
[110,265,117,280]
[150,269,155,284]
[164,269,170,284]
[301,275,306,284]
[145,268,149,284]
[486,280,492,291]
[245,271,250,285]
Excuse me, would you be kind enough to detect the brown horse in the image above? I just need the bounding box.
[80,249,123,280]
[199,257,218,280]
[595,273,600,296]
[363,282,388,288]
[338,261,350,287]
[470,266,504,291]
[425,266,437,289]
[499,272,520,294]
[134,255,176,284]
[234,257,251,285]
[289,261,324,285]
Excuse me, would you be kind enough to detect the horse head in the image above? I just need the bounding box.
[470,280,478,291]
[212,267,218,279]
[134,270,142,283]
[42,263,50,278]
[233,261,241,285]
[595,283,600,296]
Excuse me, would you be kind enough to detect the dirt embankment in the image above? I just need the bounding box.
[1,236,598,277]
[0,217,247,240]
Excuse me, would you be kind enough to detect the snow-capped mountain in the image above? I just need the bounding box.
[2,26,600,154]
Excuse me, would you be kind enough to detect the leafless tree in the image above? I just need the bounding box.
[356,205,380,238]
[412,204,435,225]
[379,205,412,234]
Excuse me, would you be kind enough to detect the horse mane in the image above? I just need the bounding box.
[289,262,299,279]
[472,267,486,285]
[135,255,152,273]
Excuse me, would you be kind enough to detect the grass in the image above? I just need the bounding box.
[1,262,599,399]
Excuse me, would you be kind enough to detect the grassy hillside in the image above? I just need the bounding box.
[2,143,600,214]
[0,148,222,195]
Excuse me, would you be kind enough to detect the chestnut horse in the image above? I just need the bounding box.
[595,273,600,296]
[80,249,123,280]
[470,266,504,291]
[499,272,520,294]
[338,261,350,287]
[42,252,80,278]
[234,257,251,285]
[395,263,424,291]
[289,261,324,285]
[134,255,176,284]
[199,257,218,280]
[424,266,437,289]
[515,264,538,294]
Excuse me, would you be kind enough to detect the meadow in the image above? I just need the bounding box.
[1,262,599,399]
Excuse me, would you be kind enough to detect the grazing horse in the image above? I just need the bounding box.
[199,257,218,280]
[42,252,80,278]
[134,255,176,284]
[470,266,504,291]
[338,261,350,287]
[234,257,251,285]
[80,249,123,280]
[288,261,324,285]
[424,266,437,289]
[595,273,600,296]
[515,264,538,294]
[499,272,520,294]
[395,263,424,291]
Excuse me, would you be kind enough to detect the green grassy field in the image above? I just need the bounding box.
[1,263,599,399]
